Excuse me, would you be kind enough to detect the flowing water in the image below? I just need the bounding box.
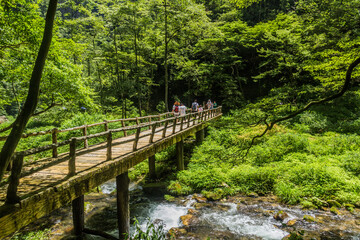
[13,180,360,240]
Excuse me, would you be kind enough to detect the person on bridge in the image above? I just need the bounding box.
[213,101,218,108]
[198,105,204,112]
[191,99,199,112]
[172,101,180,116]
[206,99,213,110]
[179,102,187,116]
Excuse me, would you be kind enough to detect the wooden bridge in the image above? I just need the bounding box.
[0,107,222,239]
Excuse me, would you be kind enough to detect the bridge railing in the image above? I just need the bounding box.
[4,107,222,204]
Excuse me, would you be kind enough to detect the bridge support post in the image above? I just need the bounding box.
[176,139,184,170]
[117,172,129,240]
[72,195,84,238]
[196,129,204,144]
[149,155,156,179]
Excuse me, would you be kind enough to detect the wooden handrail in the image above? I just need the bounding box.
[4,108,222,202]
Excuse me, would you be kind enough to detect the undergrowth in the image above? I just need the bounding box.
[168,91,360,208]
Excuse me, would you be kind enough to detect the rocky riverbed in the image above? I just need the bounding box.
[165,194,360,239]
[8,181,360,240]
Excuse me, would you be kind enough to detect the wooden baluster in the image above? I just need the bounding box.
[121,120,127,137]
[192,113,196,126]
[149,123,157,143]
[69,138,76,176]
[107,131,112,160]
[136,117,139,125]
[180,116,184,131]
[133,127,141,151]
[6,153,24,204]
[52,128,58,158]
[83,125,88,149]
[148,117,152,130]
[104,120,109,131]
[172,117,177,134]
[187,114,191,128]
[204,111,207,121]
[162,120,168,138]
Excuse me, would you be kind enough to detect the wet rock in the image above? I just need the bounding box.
[287,219,297,226]
[274,210,289,221]
[330,206,340,215]
[193,202,212,209]
[193,194,207,203]
[303,215,315,222]
[180,214,198,226]
[168,227,187,237]
[355,220,360,225]
[327,200,341,208]
[187,209,200,215]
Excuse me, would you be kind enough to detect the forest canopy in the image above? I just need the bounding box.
[0,0,358,121]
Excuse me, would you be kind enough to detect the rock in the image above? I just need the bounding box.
[274,210,289,221]
[355,220,360,225]
[187,209,199,215]
[287,219,297,226]
[301,200,316,209]
[248,192,259,198]
[303,215,315,222]
[330,206,340,215]
[180,214,198,226]
[327,200,341,208]
[193,202,211,209]
[345,203,355,212]
[168,227,187,238]
[193,194,207,203]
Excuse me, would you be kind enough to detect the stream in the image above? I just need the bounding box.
[13,180,360,240]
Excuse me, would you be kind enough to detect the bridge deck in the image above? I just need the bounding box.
[0,111,222,238]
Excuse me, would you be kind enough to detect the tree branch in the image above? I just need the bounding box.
[244,56,360,157]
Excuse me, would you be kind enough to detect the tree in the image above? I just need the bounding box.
[0,0,58,182]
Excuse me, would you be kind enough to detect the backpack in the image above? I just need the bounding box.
[174,105,179,113]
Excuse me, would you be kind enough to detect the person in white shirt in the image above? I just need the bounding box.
[179,103,187,116]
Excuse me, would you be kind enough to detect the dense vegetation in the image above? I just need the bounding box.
[167,90,360,208]
[1,0,360,215]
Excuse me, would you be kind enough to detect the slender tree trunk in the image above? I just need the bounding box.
[0,0,58,182]
[164,0,169,111]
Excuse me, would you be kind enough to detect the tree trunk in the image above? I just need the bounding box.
[0,0,58,182]
[164,0,169,112]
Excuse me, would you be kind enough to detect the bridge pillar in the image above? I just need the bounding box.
[196,128,204,144]
[176,139,184,170]
[148,155,156,179]
[72,195,84,238]
[117,172,129,240]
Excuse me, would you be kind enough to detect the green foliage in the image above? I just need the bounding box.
[127,219,167,240]
[10,229,51,240]
[170,106,360,206]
